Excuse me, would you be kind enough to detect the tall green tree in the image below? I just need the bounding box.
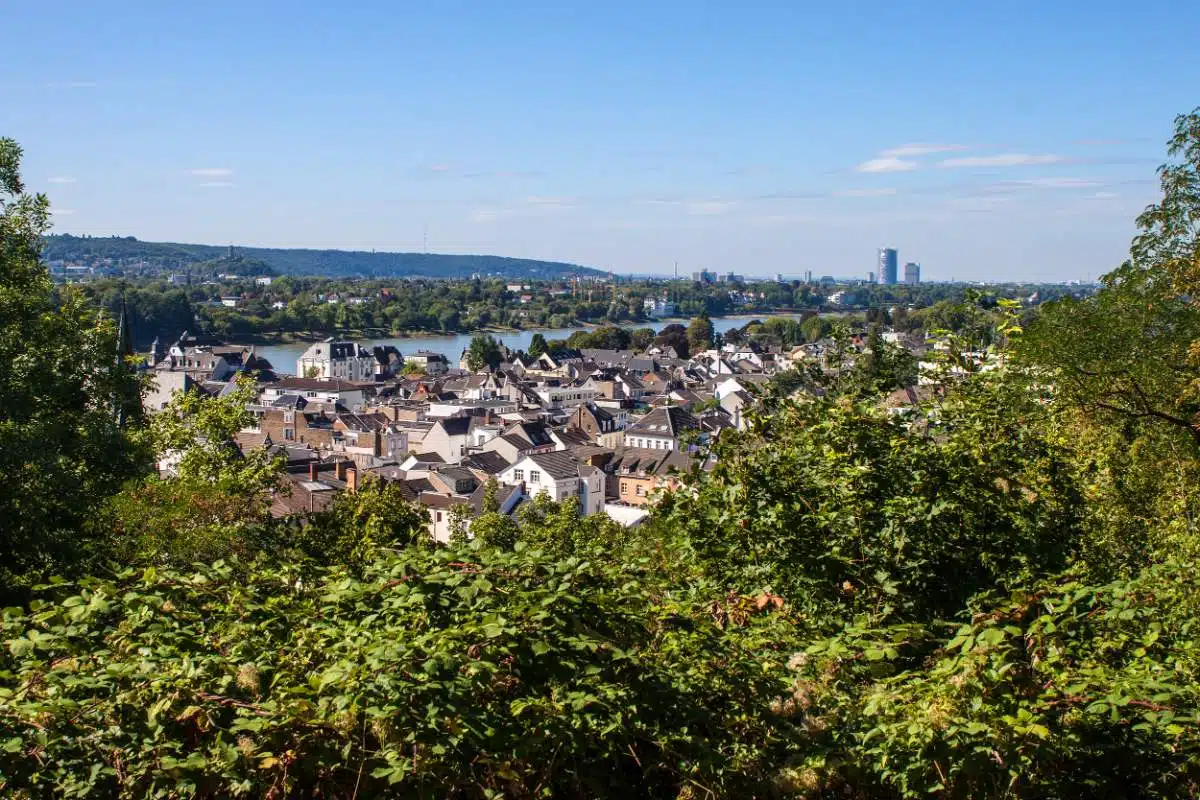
[466,334,503,371]
[687,312,715,354]
[527,332,548,358]
[0,138,148,595]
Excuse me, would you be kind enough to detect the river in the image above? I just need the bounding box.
[251,314,813,376]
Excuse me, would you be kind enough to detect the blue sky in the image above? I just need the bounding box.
[3,0,1197,281]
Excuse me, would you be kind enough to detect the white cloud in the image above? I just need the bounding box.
[937,153,1065,169]
[1087,191,1120,199]
[882,143,968,158]
[47,176,76,184]
[428,164,454,173]
[198,181,234,188]
[856,156,918,173]
[835,187,898,197]
[189,168,234,177]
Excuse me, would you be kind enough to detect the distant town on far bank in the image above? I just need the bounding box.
[43,233,1094,353]
[43,233,1096,286]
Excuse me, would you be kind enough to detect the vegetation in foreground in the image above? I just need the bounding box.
[2,111,1200,798]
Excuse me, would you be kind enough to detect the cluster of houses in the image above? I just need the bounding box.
[144,325,939,542]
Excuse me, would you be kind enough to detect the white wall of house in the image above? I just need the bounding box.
[623,433,675,451]
[499,457,573,503]
[422,423,470,463]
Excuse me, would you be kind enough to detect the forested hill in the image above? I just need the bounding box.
[41,234,606,279]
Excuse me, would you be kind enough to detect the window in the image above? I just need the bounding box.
[514,469,524,481]
[530,470,540,484]
[436,511,443,522]
[636,485,646,497]
[284,428,295,441]
[621,481,629,494]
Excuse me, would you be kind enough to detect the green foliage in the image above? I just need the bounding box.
[527,332,549,358]
[298,478,430,566]
[652,323,689,358]
[466,333,503,371]
[0,547,793,799]
[0,139,148,597]
[782,563,1200,797]
[656,371,1084,626]
[149,376,280,495]
[686,312,715,354]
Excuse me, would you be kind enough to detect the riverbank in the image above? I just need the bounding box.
[226,309,842,348]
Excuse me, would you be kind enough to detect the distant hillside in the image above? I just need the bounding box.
[41,235,607,279]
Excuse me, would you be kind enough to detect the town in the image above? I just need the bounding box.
[142,313,943,540]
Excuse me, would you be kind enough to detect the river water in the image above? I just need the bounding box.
[251,314,811,376]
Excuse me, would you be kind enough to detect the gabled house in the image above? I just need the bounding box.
[610,447,692,506]
[296,339,376,382]
[422,415,473,464]
[623,405,700,451]
[497,451,604,515]
[479,420,558,464]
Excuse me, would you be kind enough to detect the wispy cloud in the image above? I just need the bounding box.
[856,143,967,173]
[835,187,898,197]
[856,156,918,173]
[882,143,969,158]
[937,153,1065,169]
[198,181,235,188]
[47,176,76,184]
[189,167,234,178]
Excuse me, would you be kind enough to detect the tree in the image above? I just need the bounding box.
[630,327,656,352]
[527,332,548,358]
[0,138,148,596]
[687,312,715,354]
[466,334,503,371]
[96,376,285,566]
[652,323,689,358]
[800,314,829,343]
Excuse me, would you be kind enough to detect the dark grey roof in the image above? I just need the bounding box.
[626,405,699,437]
[437,416,472,436]
[462,451,512,475]
[612,447,692,477]
[527,450,585,480]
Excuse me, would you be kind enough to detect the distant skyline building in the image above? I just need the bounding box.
[904,261,921,285]
[877,248,898,285]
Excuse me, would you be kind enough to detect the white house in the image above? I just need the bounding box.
[296,339,376,382]
[532,383,598,410]
[497,451,604,516]
[260,377,366,409]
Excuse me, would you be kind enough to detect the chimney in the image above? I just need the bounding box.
[346,466,358,493]
[335,460,348,482]
[308,461,319,481]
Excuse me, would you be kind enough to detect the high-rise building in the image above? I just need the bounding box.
[868,271,876,284]
[877,248,898,285]
[904,262,921,285]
